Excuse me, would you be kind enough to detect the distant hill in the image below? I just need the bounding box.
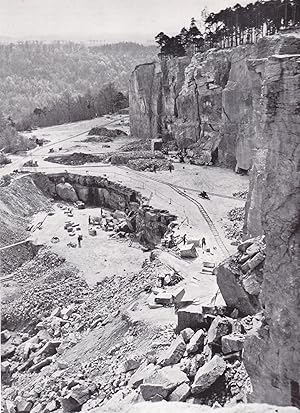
[0,41,157,122]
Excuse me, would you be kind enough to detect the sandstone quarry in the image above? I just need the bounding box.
[130,33,300,407]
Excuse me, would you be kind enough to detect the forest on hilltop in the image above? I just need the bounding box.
[0,41,157,129]
[156,0,300,56]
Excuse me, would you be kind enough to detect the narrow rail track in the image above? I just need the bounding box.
[168,184,230,257]
[117,166,230,257]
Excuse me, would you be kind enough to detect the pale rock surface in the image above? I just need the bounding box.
[180,328,195,344]
[207,316,232,345]
[56,182,78,202]
[221,333,245,354]
[168,382,190,402]
[140,364,189,401]
[186,329,205,354]
[191,355,227,394]
[157,335,186,367]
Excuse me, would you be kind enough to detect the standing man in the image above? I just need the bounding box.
[182,234,187,245]
[201,237,206,249]
[78,234,83,248]
[168,160,173,173]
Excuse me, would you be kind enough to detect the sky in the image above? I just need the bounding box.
[0,0,249,43]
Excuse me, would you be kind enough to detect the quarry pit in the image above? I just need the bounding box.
[1,32,299,413]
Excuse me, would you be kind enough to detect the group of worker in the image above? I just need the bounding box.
[181,234,206,249]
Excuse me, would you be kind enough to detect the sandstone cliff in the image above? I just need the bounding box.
[129,35,300,171]
[243,53,300,407]
[215,53,299,406]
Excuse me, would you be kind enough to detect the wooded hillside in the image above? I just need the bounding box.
[0,41,157,126]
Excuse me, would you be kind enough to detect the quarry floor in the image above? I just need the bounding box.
[1,114,249,410]
[1,112,249,321]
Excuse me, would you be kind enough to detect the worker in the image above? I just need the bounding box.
[88,215,92,225]
[201,237,206,249]
[78,234,83,248]
[158,274,165,288]
[153,164,157,173]
[182,234,187,245]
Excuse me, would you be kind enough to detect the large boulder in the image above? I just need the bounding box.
[157,336,186,367]
[215,257,260,316]
[186,329,206,354]
[168,382,190,402]
[140,364,189,401]
[221,333,245,354]
[128,363,157,389]
[177,304,205,332]
[207,316,232,346]
[56,182,78,202]
[180,328,195,344]
[191,355,227,394]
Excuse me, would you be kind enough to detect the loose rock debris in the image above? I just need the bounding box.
[1,172,255,412]
[1,230,259,412]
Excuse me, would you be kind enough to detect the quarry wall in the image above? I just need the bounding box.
[243,54,300,407]
[215,53,299,406]
[129,35,300,171]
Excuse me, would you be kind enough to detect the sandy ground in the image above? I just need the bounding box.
[30,205,146,286]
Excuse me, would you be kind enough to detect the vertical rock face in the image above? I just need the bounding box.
[129,62,162,141]
[129,35,300,170]
[129,57,190,142]
[176,50,231,156]
[243,54,300,407]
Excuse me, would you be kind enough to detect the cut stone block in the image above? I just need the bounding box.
[177,304,205,332]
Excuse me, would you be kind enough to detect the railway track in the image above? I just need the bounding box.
[168,184,230,257]
[117,166,230,257]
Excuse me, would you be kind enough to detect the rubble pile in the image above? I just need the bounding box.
[0,175,51,274]
[88,127,127,137]
[45,153,109,166]
[119,139,151,152]
[127,158,168,172]
[223,207,245,242]
[1,248,86,330]
[110,151,165,166]
[1,254,177,412]
[121,305,253,407]
[84,136,114,143]
[215,236,266,315]
[232,191,248,200]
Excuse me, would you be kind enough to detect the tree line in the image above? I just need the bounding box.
[156,0,300,56]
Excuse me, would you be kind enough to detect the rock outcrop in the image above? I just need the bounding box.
[243,54,300,407]
[216,236,266,316]
[129,34,300,170]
